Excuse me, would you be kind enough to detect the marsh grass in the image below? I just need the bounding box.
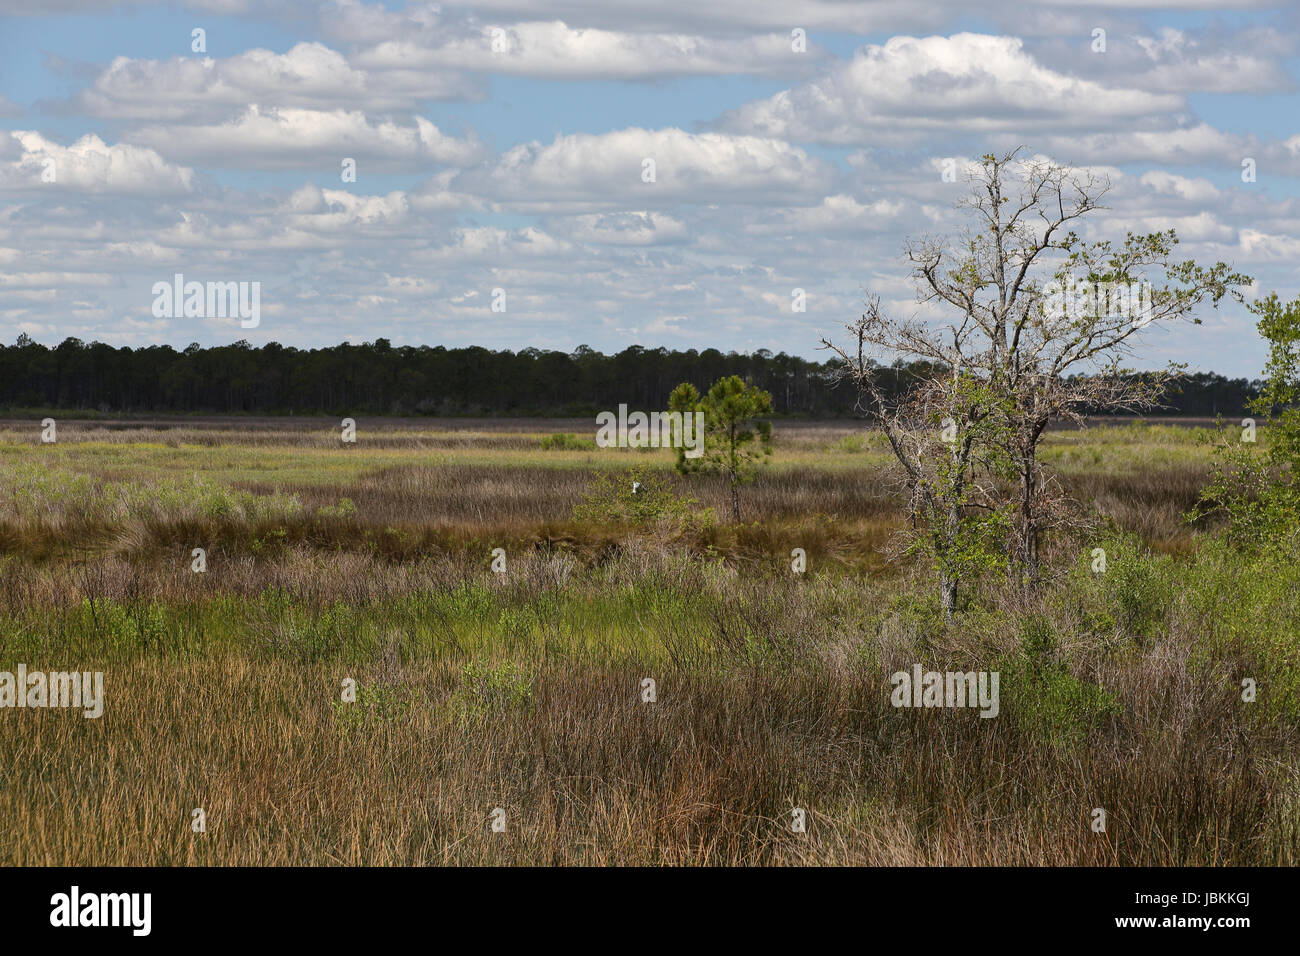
[0,417,1293,865]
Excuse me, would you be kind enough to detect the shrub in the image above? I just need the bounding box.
[332,682,417,736]
[1000,616,1121,748]
[572,467,714,530]
[446,658,533,723]
[1070,534,1172,643]
[317,497,357,519]
[540,433,595,451]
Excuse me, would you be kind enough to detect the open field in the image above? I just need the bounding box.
[1,417,1296,865]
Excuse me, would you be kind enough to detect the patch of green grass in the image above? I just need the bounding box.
[539,433,596,451]
[445,658,534,723]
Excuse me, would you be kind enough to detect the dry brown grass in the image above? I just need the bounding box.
[0,416,1293,866]
[2,644,1291,866]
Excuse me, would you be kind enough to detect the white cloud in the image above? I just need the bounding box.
[457,127,835,206]
[418,225,575,263]
[747,194,907,235]
[1237,228,1300,262]
[0,271,115,287]
[556,211,690,245]
[1138,170,1221,203]
[0,131,195,195]
[128,106,485,171]
[354,21,828,79]
[416,0,951,34]
[1131,27,1294,94]
[720,33,1184,145]
[76,42,475,120]
[1039,123,1251,166]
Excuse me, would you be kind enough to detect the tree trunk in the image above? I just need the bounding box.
[1019,453,1040,590]
[940,570,958,618]
[940,496,961,619]
[730,480,740,523]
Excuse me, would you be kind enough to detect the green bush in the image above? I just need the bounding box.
[573,467,713,529]
[831,434,871,454]
[446,658,534,723]
[332,682,417,735]
[1001,616,1121,748]
[540,433,595,451]
[317,497,357,519]
[1070,534,1172,643]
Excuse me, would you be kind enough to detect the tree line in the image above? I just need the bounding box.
[1,333,1259,417]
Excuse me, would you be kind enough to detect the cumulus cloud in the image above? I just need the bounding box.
[746,194,907,235]
[410,0,951,34]
[719,33,1184,145]
[354,20,829,79]
[1037,123,1252,167]
[0,131,196,194]
[1138,170,1221,203]
[74,42,476,120]
[418,225,575,263]
[457,127,835,207]
[6,2,1297,376]
[128,106,486,171]
[553,211,690,245]
[1130,26,1295,94]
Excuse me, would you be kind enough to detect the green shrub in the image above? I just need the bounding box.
[1071,534,1172,642]
[332,682,417,735]
[539,433,595,451]
[572,467,713,529]
[1001,616,1121,748]
[831,434,871,454]
[317,497,357,519]
[446,658,534,723]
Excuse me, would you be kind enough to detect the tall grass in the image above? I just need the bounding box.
[0,418,1293,865]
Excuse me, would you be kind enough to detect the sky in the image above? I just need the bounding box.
[1,1,1299,378]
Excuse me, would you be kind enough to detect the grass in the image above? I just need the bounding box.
[0,416,1294,865]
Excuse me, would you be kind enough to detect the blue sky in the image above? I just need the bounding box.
[2,0,1299,378]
